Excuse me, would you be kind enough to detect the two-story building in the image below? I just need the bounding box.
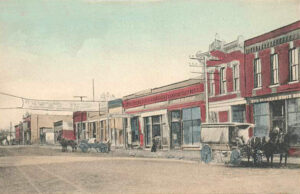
[193,36,248,124]
[244,20,300,153]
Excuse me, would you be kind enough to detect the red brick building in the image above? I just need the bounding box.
[244,20,300,152]
[196,36,247,124]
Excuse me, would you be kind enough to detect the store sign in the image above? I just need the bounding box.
[22,99,101,111]
[249,93,300,103]
[123,84,204,109]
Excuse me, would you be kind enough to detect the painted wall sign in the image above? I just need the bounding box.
[123,84,204,109]
[249,92,300,103]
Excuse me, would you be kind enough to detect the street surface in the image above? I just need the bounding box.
[0,146,300,194]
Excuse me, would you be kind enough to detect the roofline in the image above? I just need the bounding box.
[245,20,300,46]
[123,77,203,99]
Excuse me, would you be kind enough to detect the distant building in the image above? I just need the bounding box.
[22,114,73,144]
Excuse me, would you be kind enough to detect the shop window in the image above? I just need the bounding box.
[253,103,270,137]
[254,58,262,88]
[131,117,139,143]
[182,107,201,146]
[220,67,226,94]
[289,48,299,82]
[152,116,161,138]
[144,117,151,146]
[233,64,240,91]
[232,105,245,123]
[270,53,279,84]
[288,99,300,146]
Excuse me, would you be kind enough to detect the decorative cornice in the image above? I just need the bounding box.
[245,29,300,54]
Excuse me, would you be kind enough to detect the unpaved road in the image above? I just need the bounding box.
[0,146,300,194]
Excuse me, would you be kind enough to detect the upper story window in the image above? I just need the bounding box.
[220,67,226,94]
[270,53,279,85]
[233,64,240,91]
[209,72,215,96]
[289,48,299,82]
[254,58,262,88]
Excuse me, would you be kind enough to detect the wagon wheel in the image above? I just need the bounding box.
[230,149,241,165]
[79,143,89,153]
[201,144,212,163]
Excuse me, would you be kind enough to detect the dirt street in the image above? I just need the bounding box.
[0,146,300,194]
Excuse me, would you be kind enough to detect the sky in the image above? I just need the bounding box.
[0,0,299,129]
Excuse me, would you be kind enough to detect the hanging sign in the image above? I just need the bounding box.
[22,99,102,111]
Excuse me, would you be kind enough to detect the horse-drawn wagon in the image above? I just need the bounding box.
[79,138,110,153]
[200,123,254,165]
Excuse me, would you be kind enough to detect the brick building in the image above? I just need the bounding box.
[192,36,247,124]
[244,20,300,152]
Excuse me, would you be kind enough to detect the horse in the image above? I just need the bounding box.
[57,132,77,152]
[262,130,290,166]
[247,136,265,165]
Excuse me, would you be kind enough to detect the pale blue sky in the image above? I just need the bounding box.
[0,0,299,128]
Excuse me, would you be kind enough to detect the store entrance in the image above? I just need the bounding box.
[270,100,286,133]
[170,111,181,149]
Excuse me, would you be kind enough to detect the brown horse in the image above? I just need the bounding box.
[57,132,77,152]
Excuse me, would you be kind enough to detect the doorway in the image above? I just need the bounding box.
[171,111,181,149]
[270,100,286,132]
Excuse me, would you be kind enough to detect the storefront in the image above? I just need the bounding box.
[249,92,300,147]
[123,79,206,150]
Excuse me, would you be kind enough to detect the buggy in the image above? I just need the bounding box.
[79,138,110,153]
[200,123,254,165]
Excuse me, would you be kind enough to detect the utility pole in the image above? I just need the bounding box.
[190,52,220,123]
[73,96,87,144]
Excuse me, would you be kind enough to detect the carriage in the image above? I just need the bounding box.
[79,138,110,153]
[200,123,254,165]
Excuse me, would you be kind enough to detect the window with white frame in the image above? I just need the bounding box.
[209,72,215,96]
[254,58,262,88]
[233,64,240,91]
[289,48,299,82]
[220,67,226,94]
[270,53,279,84]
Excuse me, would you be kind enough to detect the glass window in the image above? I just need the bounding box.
[270,54,279,84]
[254,58,262,88]
[220,67,226,94]
[171,111,181,121]
[192,107,201,120]
[144,117,151,146]
[152,116,160,124]
[182,108,192,121]
[233,64,240,91]
[254,103,270,137]
[232,105,245,123]
[287,99,300,145]
[182,107,201,145]
[183,120,193,145]
[289,48,299,82]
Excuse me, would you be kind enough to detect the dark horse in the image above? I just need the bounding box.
[57,132,77,152]
[263,130,290,166]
